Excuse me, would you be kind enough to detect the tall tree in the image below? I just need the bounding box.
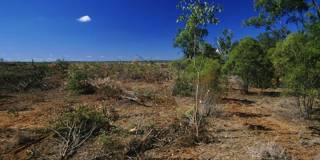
[257,27,290,52]
[175,0,221,59]
[200,42,220,59]
[174,25,208,59]
[257,27,290,87]
[175,0,221,137]
[272,23,320,118]
[245,0,309,31]
[223,37,274,94]
[217,29,234,62]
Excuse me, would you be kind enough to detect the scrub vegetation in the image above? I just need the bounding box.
[0,0,320,159]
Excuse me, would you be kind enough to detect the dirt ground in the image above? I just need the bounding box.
[0,80,320,160]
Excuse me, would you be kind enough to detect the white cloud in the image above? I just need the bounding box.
[77,15,91,23]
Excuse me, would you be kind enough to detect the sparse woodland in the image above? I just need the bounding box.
[0,0,320,159]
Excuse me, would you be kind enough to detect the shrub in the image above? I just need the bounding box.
[102,106,119,122]
[67,69,95,94]
[176,56,225,138]
[172,77,194,97]
[223,37,274,93]
[106,62,171,82]
[248,142,293,160]
[197,56,224,94]
[272,24,320,118]
[52,105,109,159]
[54,105,108,135]
[0,63,52,91]
[171,56,225,97]
[7,108,19,117]
[169,58,190,73]
[54,59,70,74]
[89,78,123,98]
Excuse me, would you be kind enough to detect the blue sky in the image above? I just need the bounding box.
[0,0,264,61]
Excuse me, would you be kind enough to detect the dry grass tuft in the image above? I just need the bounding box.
[248,141,293,160]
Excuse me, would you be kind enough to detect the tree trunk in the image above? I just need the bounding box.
[241,80,249,94]
[276,77,281,88]
[193,32,200,138]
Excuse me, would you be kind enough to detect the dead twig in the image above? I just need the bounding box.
[52,121,97,160]
[120,91,153,107]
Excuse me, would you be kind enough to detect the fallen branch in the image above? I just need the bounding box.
[52,121,97,160]
[120,91,153,107]
[5,135,50,155]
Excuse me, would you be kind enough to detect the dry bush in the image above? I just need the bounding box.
[53,59,70,75]
[123,119,189,157]
[102,106,119,122]
[198,91,222,117]
[136,117,214,150]
[12,130,40,146]
[314,154,320,160]
[0,63,52,91]
[7,107,20,117]
[90,125,143,159]
[1,128,48,157]
[248,142,293,160]
[182,88,223,139]
[97,132,126,159]
[89,78,123,98]
[51,105,109,160]
[106,62,171,83]
[171,57,226,137]
[132,88,177,107]
[126,132,156,158]
[94,117,215,159]
[88,123,176,159]
[142,63,172,83]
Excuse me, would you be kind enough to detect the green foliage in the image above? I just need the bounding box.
[175,0,221,59]
[257,28,290,87]
[67,68,95,95]
[217,29,234,61]
[54,105,107,135]
[200,43,220,59]
[126,62,146,80]
[54,59,70,74]
[245,0,309,30]
[174,23,222,59]
[176,0,222,25]
[170,59,193,96]
[7,108,19,117]
[0,63,52,91]
[171,56,223,96]
[170,58,191,72]
[257,27,290,52]
[272,23,320,118]
[190,56,223,92]
[172,77,194,97]
[273,32,320,94]
[174,26,208,59]
[106,62,171,82]
[224,37,274,92]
